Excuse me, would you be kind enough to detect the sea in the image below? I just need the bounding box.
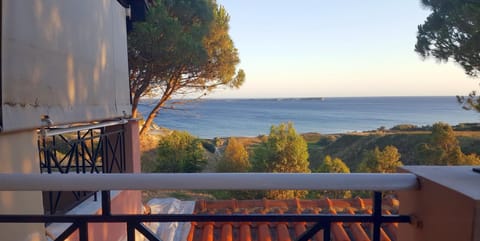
[138,96,480,139]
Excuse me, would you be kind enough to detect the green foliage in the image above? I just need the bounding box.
[458,136,480,154]
[253,123,311,173]
[317,133,432,168]
[454,123,480,131]
[415,122,480,165]
[216,138,250,172]
[152,131,207,173]
[390,124,419,131]
[315,156,351,199]
[308,125,480,169]
[317,155,350,174]
[457,92,480,112]
[209,190,259,200]
[316,135,338,146]
[431,122,458,150]
[213,137,254,199]
[416,0,480,77]
[201,140,216,153]
[416,1,480,111]
[252,122,311,199]
[357,146,402,173]
[213,137,224,147]
[128,0,245,135]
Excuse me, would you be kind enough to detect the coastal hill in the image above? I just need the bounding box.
[303,129,480,170]
[140,123,480,172]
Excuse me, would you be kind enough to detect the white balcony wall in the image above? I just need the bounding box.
[1,0,131,132]
[0,131,45,241]
[0,0,131,240]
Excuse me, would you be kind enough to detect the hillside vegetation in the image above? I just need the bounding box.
[140,122,480,200]
[304,126,480,170]
[142,123,480,173]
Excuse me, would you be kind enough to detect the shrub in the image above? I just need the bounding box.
[217,137,250,172]
[357,146,402,173]
[202,140,216,153]
[252,122,310,199]
[151,131,207,173]
[390,124,418,131]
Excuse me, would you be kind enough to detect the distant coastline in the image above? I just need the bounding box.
[139,96,479,138]
[143,95,457,101]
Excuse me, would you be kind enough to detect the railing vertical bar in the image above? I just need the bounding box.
[101,190,111,216]
[100,130,106,173]
[90,129,94,168]
[323,223,331,241]
[45,136,51,173]
[74,132,79,173]
[52,135,56,172]
[372,191,382,241]
[122,126,126,172]
[80,131,86,173]
[37,137,42,171]
[120,130,126,172]
[89,129,96,173]
[53,223,78,241]
[117,131,121,172]
[103,127,110,173]
[78,221,89,241]
[127,221,136,241]
[48,191,54,215]
[296,222,324,241]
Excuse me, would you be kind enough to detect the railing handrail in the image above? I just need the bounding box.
[40,119,128,137]
[0,173,418,191]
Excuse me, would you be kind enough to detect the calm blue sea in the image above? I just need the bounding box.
[138,96,480,138]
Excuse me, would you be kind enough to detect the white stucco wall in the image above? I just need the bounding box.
[0,131,46,241]
[2,0,131,132]
[0,0,132,240]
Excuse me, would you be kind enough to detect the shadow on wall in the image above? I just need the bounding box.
[2,0,131,132]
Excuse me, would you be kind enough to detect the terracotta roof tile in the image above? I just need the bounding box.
[382,210,397,237]
[311,208,325,241]
[190,198,399,241]
[240,221,252,241]
[187,222,196,241]
[346,208,370,241]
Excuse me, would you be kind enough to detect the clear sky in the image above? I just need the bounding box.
[209,0,479,98]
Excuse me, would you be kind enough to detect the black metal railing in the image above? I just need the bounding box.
[0,173,417,241]
[0,191,410,241]
[38,124,126,215]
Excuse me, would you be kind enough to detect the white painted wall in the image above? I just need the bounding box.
[2,0,131,132]
[0,0,131,240]
[0,131,46,241]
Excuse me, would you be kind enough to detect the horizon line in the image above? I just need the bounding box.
[140,95,459,101]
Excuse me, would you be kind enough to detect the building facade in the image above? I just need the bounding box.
[0,1,144,240]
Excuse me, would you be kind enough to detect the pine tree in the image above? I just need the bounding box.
[128,0,245,135]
